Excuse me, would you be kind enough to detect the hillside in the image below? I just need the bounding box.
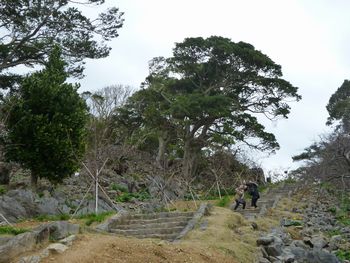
[2,181,347,263]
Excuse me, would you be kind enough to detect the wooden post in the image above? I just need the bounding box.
[95,169,99,214]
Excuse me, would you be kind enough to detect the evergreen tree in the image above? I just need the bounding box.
[3,46,88,188]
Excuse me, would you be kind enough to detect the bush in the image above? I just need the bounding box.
[115,190,151,203]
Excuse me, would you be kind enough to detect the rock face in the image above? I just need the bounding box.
[0,189,115,222]
[255,185,348,263]
[256,228,340,263]
[0,221,79,263]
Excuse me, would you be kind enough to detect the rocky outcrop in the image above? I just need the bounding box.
[257,228,341,263]
[0,221,79,263]
[256,186,349,263]
[0,189,115,223]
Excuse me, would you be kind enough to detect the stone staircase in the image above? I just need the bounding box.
[237,183,297,220]
[107,211,196,241]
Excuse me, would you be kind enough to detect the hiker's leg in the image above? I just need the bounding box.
[252,197,258,208]
[254,197,259,208]
[242,200,246,209]
[234,200,239,210]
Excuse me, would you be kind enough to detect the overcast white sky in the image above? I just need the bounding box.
[78,0,350,174]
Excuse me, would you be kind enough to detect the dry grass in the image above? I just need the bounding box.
[181,207,263,263]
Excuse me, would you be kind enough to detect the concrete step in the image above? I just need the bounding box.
[123,211,195,220]
[114,232,179,240]
[241,209,260,214]
[118,216,193,226]
[114,220,188,230]
[110,226,184,236]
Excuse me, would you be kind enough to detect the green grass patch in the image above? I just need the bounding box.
[328,207,337,215]
[216,195,232,207]
[110,183,128,192]
[327,229,342,237]
[77,211,115,226]
[284,177,297,184]
[338,217,350,226]
[0,226,29,235]
[336,249,350,261]
[0,185,6,195]
[34,214,70,222]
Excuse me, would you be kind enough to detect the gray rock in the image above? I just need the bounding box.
[0,195,27,222]
[37,197,59,215]
[257,236,275,246]
[303,237,314,248]
[278,247,295,263]
[258,258,271,263]
[328,235,342,251]
[305,249,340,263]
[265,243,283,257]
[0,236,12,246]
[0,232,37,263]
[289,247,307,260]
[43,221,80,240]
[59,235,76,246]
[18,255,41,263]
[260,246,269,259]
[290,240,309,250]
[311,235,328,249]
[200,220,208,231]
[46,243,68,254]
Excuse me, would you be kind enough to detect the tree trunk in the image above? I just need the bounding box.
[31,172,38,191]
[183,139,200,180]
[156,132,169,168]
[0,162,10,185]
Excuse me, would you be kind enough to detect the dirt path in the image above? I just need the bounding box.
[41,233,236,263]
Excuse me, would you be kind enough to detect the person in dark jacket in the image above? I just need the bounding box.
[246,181,260,208]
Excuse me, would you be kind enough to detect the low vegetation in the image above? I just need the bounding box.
[77,211,115,226]
[0,226,28,236]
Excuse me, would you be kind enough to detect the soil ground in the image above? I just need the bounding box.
[40,233,236,263]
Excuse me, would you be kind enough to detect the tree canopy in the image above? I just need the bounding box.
[2,46,88,186]
[0,0,124,90]
[118,36,301,177]
[326,80,350,131]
